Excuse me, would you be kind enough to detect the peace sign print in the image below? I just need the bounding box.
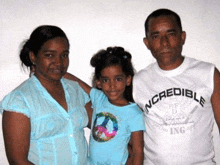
[92,112,118,142]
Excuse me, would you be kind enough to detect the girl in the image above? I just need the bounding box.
[65,47,145,165]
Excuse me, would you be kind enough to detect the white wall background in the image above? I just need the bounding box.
[1,0,220,164]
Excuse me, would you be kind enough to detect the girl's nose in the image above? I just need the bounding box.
[109,80,116,89]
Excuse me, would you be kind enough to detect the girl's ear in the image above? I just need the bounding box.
[95,80,102,89]
[126,75,132,86]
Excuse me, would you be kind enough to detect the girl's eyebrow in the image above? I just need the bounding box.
[101,74,125,78]
[116,74,125,77]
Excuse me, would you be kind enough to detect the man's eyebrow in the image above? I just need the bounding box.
[149,31,159,36]
[167,29,176,33]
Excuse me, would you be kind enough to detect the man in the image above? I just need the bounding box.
[133,8,220,164]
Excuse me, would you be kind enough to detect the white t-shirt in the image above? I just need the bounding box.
[133,57,216,165]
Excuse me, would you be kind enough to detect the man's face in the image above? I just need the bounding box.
[144,15,186,70]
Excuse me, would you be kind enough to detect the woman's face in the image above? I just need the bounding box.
[30,37,69,83]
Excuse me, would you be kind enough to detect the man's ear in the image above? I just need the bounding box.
[95,80,102,89]
[181,31,186,45]
[126,75,132,86]
[143,37,150,50]
[29,51,36,65]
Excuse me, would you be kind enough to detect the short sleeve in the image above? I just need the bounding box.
[0,91,31,117]
[89,88,106,107]
[128,108,146,132]
[63,78,90,106]
[76,83,90,105]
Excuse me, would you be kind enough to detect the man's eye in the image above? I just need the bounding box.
[169,32,176,36]
[151,35,159,39]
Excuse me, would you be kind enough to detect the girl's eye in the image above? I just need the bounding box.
[116,77,122,81]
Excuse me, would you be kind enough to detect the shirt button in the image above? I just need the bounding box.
[70,134,73,137]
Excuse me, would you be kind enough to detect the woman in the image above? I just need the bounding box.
[0,25,92,165]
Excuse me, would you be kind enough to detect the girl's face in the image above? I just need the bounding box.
[96,65,131,106]
[30,37,69,83]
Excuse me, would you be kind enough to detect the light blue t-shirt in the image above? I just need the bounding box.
[0,75,90,165]
[88,88,146,165]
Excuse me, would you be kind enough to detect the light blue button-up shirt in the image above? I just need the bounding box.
[0,75,90,165]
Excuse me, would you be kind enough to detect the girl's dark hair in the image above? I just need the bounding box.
[20,25,69,70]
[90,46,135,102]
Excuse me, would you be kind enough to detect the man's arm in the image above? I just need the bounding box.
[2,111,34,165]
[211,68,220,131]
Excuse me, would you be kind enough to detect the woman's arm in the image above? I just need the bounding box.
[2,111,34,165]
[64,73,91,94]
[129,131,144,165]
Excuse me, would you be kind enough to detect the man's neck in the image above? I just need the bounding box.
[158,56,184,71]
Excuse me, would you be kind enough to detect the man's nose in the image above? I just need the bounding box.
[160,35,169,46]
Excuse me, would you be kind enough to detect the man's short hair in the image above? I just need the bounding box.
[145,8,182,36]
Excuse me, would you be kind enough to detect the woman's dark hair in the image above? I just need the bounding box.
[90,46,135,102]
[20,25,69,70]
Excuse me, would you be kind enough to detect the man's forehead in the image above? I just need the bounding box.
[148,15,180,32]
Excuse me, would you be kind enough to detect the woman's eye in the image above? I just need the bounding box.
[45,53,53,58]
[62,54,69,58]
[101,79,108,83]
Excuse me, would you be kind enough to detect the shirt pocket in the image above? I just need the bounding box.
[31,114,68,139]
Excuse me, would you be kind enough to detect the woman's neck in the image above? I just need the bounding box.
[34,75,68,111]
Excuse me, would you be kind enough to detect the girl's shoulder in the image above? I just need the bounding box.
[124,103,143,114]
[90,88,107,102]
